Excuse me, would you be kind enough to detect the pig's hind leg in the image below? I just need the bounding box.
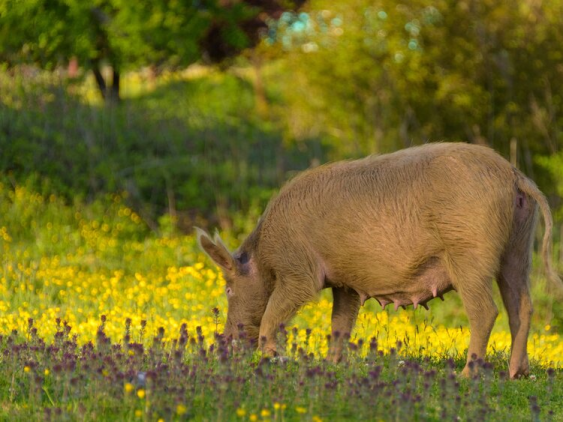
[457,278,499,378]
[496,254,533,379]
[496,190,536,379]
[328,287,361,363]
[446,253,499,378]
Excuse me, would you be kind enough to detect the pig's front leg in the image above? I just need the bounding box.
[258,283,316,356]
[328,287,361,363]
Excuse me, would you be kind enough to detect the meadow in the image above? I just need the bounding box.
[3,0,563,418]
[1,178,562,421]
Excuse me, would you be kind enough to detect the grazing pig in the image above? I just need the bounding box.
[197,142,562,379]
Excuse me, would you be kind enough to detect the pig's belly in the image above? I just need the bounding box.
[333,256,455,310]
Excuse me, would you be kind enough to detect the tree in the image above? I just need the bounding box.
[265,0,563,170]
[0,0,304,103]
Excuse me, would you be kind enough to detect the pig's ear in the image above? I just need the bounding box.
[195,227,235,272]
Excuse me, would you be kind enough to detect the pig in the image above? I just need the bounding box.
[196,142,562,379]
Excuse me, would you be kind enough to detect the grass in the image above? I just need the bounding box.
[1,317,561,421]
[0,177,562,421]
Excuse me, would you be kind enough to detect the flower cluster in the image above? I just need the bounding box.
[1,317,560,421]
[0,184,562,368]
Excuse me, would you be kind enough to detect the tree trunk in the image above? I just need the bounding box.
[108,67,120,104]
[90,7,120,104]
[92,64,107,100]
[91,62,120,104]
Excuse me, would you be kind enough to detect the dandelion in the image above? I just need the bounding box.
[260,409,271,418]
[296,406,307,414]
[236,408,246,417]
[176,404,187,415]
[273,402,281,410]
[313,417,323,422]
[44,369,50,376]
[135,410,143,418]
[24,366,31,373]
[249,414,258,421]
[137,389,146,399]
[124,383,134,394]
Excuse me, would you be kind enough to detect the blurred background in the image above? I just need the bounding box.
[1,0,562,237]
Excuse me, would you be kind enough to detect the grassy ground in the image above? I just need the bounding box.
[1,180,562,421]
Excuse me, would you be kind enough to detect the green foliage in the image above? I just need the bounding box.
[538,153,563,218]
[0,0,304,101]
[2,0,563,226]
[0,69,326,229]
[0,0,246,68]
[267,0,563,183]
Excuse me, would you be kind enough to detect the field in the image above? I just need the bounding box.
[1,181,562,421]
[3,0,563,419]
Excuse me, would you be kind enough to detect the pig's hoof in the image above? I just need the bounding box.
[326,352,343,364]
[509,364,530,380]
[261,347,278,358]
[459,367,471,378]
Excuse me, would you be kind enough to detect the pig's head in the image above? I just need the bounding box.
[196,228,268,343]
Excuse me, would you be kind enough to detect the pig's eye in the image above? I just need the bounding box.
[226,286,234,298]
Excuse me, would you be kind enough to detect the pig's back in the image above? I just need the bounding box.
[265,142,514,223]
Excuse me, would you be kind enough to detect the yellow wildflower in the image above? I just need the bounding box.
[177,404,187,415]
[137,389,145,399]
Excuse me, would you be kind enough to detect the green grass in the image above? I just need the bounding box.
[0,319,562,421]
